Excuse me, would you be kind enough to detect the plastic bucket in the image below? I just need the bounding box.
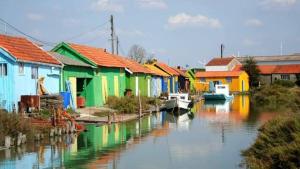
[60,92,71,109]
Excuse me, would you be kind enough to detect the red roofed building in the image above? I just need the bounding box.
[52,42,127,104]
[234,64,300,84]
[154,61,180,93]
[0,34,61,111]
[205,57,241,72]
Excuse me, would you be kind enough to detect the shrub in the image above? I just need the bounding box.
[273,80,295,88]
[242,114,300,169]
[105,96,156,114]
[0,111,33,145]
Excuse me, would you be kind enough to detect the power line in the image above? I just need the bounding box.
[62,21,109,42]
[0,18,55,46]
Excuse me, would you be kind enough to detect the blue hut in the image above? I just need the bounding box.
[0,34,61,112]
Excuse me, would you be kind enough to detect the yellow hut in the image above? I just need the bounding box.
[194,71,249,92]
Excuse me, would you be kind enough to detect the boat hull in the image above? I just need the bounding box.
[203,93,233,100]
[164,99,192,110]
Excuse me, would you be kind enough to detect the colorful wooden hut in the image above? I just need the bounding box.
[52,42,126,105]
[0,34,61,112]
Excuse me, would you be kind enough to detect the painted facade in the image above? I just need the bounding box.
[144,64,170,95]
[0,34,61,112]
[52,42,126,105]
[195,71,249,92]
[153,62,179,93]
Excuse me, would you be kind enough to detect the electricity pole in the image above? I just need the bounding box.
[110,15,115,54]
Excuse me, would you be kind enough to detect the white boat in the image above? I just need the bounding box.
[164,93,192,110]
[203,84,233,100]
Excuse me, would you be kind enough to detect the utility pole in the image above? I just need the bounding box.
[110,15,115,54]
[116,36,119,55]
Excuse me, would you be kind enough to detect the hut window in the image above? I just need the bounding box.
[280,74,290,80]
[0,63,7,76]
[226,77,232,83]
[200,77,206,82]
[31,66,38,79]
[19,63,24,75]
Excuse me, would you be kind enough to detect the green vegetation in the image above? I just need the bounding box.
[274,79,296,88]
[251,85,300,112]
[242,57,261,87]
[105,96,161,114]
[242,114,300,169]
[0,111,34,145]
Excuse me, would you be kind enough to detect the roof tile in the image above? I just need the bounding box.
[68,43,125,68]
[0,34,60,65]
[206,57,234,66]
[155,62,180,76]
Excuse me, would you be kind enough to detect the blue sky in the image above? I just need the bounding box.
[0,0,300,68]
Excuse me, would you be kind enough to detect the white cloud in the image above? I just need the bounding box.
[166,13,221,29]
[137,0,167,9]
[245,19,263,27]
[261,0,297,8]
[27,13,44,21]
[91,0,123,12]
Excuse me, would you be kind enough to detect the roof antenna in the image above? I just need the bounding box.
[221,44,225,58]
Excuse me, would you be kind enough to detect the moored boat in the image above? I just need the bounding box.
[164,93,193,110]
[203,84,233,100]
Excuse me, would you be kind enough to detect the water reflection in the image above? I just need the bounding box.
[0,95,280,169]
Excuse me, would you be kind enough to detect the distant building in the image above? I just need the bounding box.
[195,71,249,92]
[234,64,300,85]
[237,54,300,65]
[205,57,241,71]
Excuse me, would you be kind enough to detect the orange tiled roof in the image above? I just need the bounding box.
[195,71,244,78]
[172,67,186,77]
[0,34,60,65]
[68,43,125,68]
[273,64,300,74]
[155,62,180,76]
[233,64,300,74]
[114,55,151,74]
[206,57,234,66]
[144,64,169,77]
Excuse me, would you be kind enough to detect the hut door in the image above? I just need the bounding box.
[102,76,108,103]
[69,77,77,108]
[114,76,119,97]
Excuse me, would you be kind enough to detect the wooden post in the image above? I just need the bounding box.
[139,90,142,118]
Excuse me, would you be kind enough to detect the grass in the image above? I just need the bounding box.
[242,113,300,169]
[105,96,161,114]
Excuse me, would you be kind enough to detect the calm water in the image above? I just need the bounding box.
[0,95,278,169]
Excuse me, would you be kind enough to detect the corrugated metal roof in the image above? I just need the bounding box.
[237,55,300,62]
[49,52,92,67]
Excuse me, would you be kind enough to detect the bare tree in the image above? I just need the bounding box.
[128,44,146,64]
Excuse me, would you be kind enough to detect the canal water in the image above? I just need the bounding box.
[0,95,279,169]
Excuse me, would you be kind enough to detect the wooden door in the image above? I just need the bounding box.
[102,76,108,103]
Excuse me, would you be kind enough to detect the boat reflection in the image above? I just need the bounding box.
[164,109,194,131]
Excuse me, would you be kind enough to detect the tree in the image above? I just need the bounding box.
[128,44,147,64]
[242,57,260,87]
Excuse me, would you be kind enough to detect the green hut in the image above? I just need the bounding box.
[114,56,152,97]
[50,52,101,108]
[52,42,126,105]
